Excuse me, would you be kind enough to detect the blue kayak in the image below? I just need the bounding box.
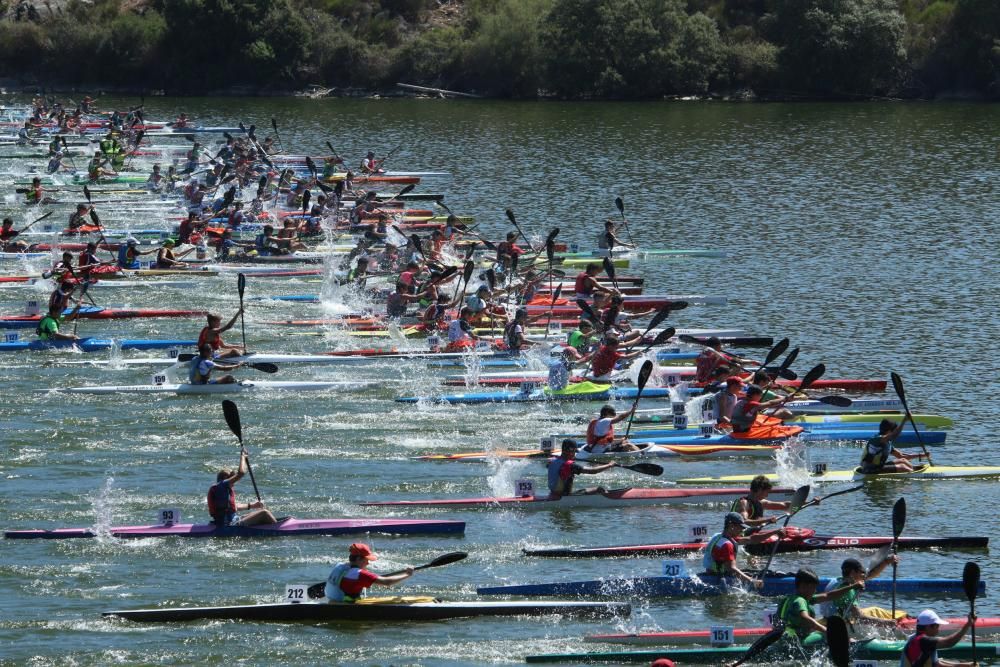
[477,574,983,598]
[397,383,673,404]
[0,338,194,353]
[425,350,700,369]
[558,427,946,446]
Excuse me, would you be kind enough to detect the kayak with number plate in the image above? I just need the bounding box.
[57,380,369,395]
[417,443,781,462]
[522,528,989,558]
[0,306,207,329]
[5,517,465,539]
[525,640,999,664]
[477,574,983,598]
[104,597,630,623]
[632,411,953,429]
[361,486,797,511]
[677,464,1000,485]
[0,337,194,353]
[396,381,675,404]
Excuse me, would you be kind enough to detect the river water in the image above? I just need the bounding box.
[0,97,998,665]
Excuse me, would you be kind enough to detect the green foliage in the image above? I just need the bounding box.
[464,0,552,96]
[393,26,464,84]
[725,38,779,89]
[773,0,907,96]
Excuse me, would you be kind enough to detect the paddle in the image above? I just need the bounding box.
[453,259,475,303]
[504,208,531,246]
[772,364,826,411]
[826,615,851,667]
[728,624,786,667]
[890,372,933,466]
[772,484,864,521]
[759,484,811,577]
[302,189,311,215]
[613,462,663,476]
[816,395,853,407]
[771,346,799,382]
[621,360,654,440]
[639,327,675,354]
[614,196,637,247]
[575,298,599,327]
[601,256,619,291]
[16,210,54,235]
[391,183,416,201]
[543,285,562,340]
[174,353,278,374]
[635,304,676,342]
[237,273,247,354]
[890,497,906,617]
[221,400,261,503]
[758,337,790,374]
[964,561,980,664]
[306,551,468,599]
[270,117,283,153]
[71,282,90,336]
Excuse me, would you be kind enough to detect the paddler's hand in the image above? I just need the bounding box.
[884,554,899,566]
[852,581,866,592]
[750,578,764,590]
[402,566,415,577]
[248,500,264,510]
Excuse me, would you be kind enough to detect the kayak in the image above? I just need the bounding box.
[0,338,194,353]
[604,428,945,446]
[444,375,886,392]
[525,640,998,664]
[104,597,630,623]
[417,444,781,462]
[523,531,989,558]
[633,411,954,429]
[396,381,674,404]
[558,248,727,259]
[58,381,366,395]
[477,574,984,598]
[360,486,796,511]
[587,615,1000,645]
[677,464,1000,485]
[5,517,465,539]
[785,398,904,414]
[0,306,206,329]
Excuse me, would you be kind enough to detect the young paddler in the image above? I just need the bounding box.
[899,609,978,667]
[818,556,899,625]
[774,568,864,647]
[198,310,245,359]
[547,439,616,499]
[729,475,793,529]
[583,405,639,454]
[702,512,786,589]
[207,450,275,527]
[860,419,919,473]
[324,543,414,602]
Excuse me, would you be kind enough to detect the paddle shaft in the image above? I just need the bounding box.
[760,485,810,577]
[891,372,933,465]
[622,360,654,440]
[237,274,247,352]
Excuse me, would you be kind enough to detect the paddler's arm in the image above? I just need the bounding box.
[935,614,976,654]
[609,407,635,425]
[372,567,415,587]
[219,309,244,333]
[740,527,785,545]
[810,580,864,604]
[576,462,616,475]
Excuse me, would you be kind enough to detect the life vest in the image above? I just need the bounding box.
[731,398,758,432]
[776,594,815,640]
[325,563,366,602]
[197,327,221,351]
[702,532,738,574]
[117,245,139,269]
[729,495,763,520]
[586,418,615,446]
[900,631,936,667]
[574,272,592,296]
[503,321,522,350]
[206,480,236,523]
[547,456,575,495]
[860,436,891,468]
[36,314,59,339]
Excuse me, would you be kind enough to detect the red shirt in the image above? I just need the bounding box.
[711,539,736,567]
[339,568,380,597]
[591,346,623,377]
[198,327,222,351]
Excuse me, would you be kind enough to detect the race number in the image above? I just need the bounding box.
[665,373,680,386]
[661,560,687,577]
[540,437,555,451]
[569,243,579,253]
[475,339,491,352]
[688,524,709,542]
[812,462,828,475]
[42,223,54,232]
[157,508,181,525]
[151,374,167,386]
[519,381,537,395]
[140,260,153,269]
[24,300,40,316]
[285,584,308,604]
[3,332,18,343]
[426,335,440,351]
[547,322,562,335]
[672,415,688,430]
[671,402,686,416]
[514,479,534,498]
[166,348,179,358]
[699,424,714,436]
[709,626,734,647]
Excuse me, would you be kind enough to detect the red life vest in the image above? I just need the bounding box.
[586,418,614,446]
[574,272,592,296]
[901,631,935,667]
[206,481,236,516]
[197,327,221,350]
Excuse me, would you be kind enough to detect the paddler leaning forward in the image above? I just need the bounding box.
[207,449,276,527]
[774,567,864,648]
[324,542,414,602]
[547,438,616,499]
[729,475,796,530]
[899,609,978,667]
[702,511,787,589]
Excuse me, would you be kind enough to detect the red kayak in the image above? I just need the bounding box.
[0,308,207,326]
[450,374,883,392]
[526,299,679,314]
[524,527,989,558]
[324,175,420,185]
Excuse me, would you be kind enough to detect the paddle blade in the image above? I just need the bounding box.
[545,227,560,244]
[546,237,555,263]
[648,327,675,347]
[307,582,326,599]
[790,485,810,511]
[614,196,624,215]
[462,260,475,284]
[778,347,800,374]
[623,462,662,476]
[326,141,336,154]
[575,298,597,321]
[248,362,278,374]
[237,273,246,299]
[762,338,790,368]
[731,626,785,667]
[826,615,851,667]
[271,117,278,132]
[636,360,654,391]
[83,185,91,202]
[799,363,825,391]
[964,561,981,602]
[305,156,316,177]
[419,551,468,570]
[817,395,853,407]
[89,209,100,226]
[602,256,616,280]
[505,208,516,225]
[485,268,496,291]
[302,189,311,213]
[551,284,563,304]
[892,497,906,538]
[668,300,688,311]
[397,184,415,197]
[221,400,242,444]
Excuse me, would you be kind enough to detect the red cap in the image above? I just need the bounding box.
[651,660,676,667]
[726,377,743,386]
[349,543,378,560]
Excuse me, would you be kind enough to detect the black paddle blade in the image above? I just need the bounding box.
[89,209,100,226]
[636,359,654,390]
[575,298,597,321]
[237,273,246,298]
[762,338,790,368]
[648,327,675,347]
[550,284,563,304]
[271,117,278,132]
[645,305,673,333]
[778,347,800,374]
[826,615,851,667]
[248,124,256,139]
[791,485,811,510]
[622,462,662,476]
[462,260,475,283]
[307,582,326,599]
[892,497,906,538]
[485,268,496,291]
[817,395,853,407]
[964,561,981,602]
[668,300,688,311]
[546,238,555,263]
[257,175,267,197]
[305,156,316,177]
[420,551,468,570]
[890,371,909,407]
[248,362,278,373]
[602,256,616,279]
[545,227,560,244]
[221,400,242,444]
[731,625,785,667]
[83,185,91,202]
[397,184,415,197]
[799,363,825,391]
[505,208,516,225]
[302,189,311,213]
[614,196,624,215]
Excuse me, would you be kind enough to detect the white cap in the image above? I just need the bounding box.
[916,609,948,626]
[125,237,138,245]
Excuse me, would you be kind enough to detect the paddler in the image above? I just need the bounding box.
[77,242,104,281]
[574,263,615,303]
[24,177,50,205]
[694,337,747,383]
[702,512,787,588]
[495,231,526,267]
[48,279,77,313]
[714,376,745,428]
[547,439,616,500]
[774,568,864,647]
[36,300,83,343]
[731,385,793,433]
[46,151,70,174]
[207,450,276,527]
[859,419,918,473]
[0,218,28,253]
[584,405,639,454]
[360,151,385,175]
[446,306,479,351]
[117,237,156,270]
[324,542,414,603]
[899,609,978,667]
[503,307,539,351]
[597,219,634,250]
[563,318,597,360]
[155,239,193,269]
[198,311,245,359]
[818,556,900,626]
[586,334,642,382]
[729,475,794,529]
[387,282,426,319]
[67,203,94,231]
[189,343,241,384]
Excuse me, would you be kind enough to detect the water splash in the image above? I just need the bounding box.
[90,476,116,539]
[486,459,534,498]
[773,435,810,488]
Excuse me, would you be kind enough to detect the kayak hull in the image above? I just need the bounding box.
[61,381,361,395]
[5,517,465,539]
[104,599,630,623]
[361,486,796,511]
[677,465,1000,485]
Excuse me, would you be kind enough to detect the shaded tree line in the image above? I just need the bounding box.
[0,0,997,99]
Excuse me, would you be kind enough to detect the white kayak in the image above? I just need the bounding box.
[55,380,367,395]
